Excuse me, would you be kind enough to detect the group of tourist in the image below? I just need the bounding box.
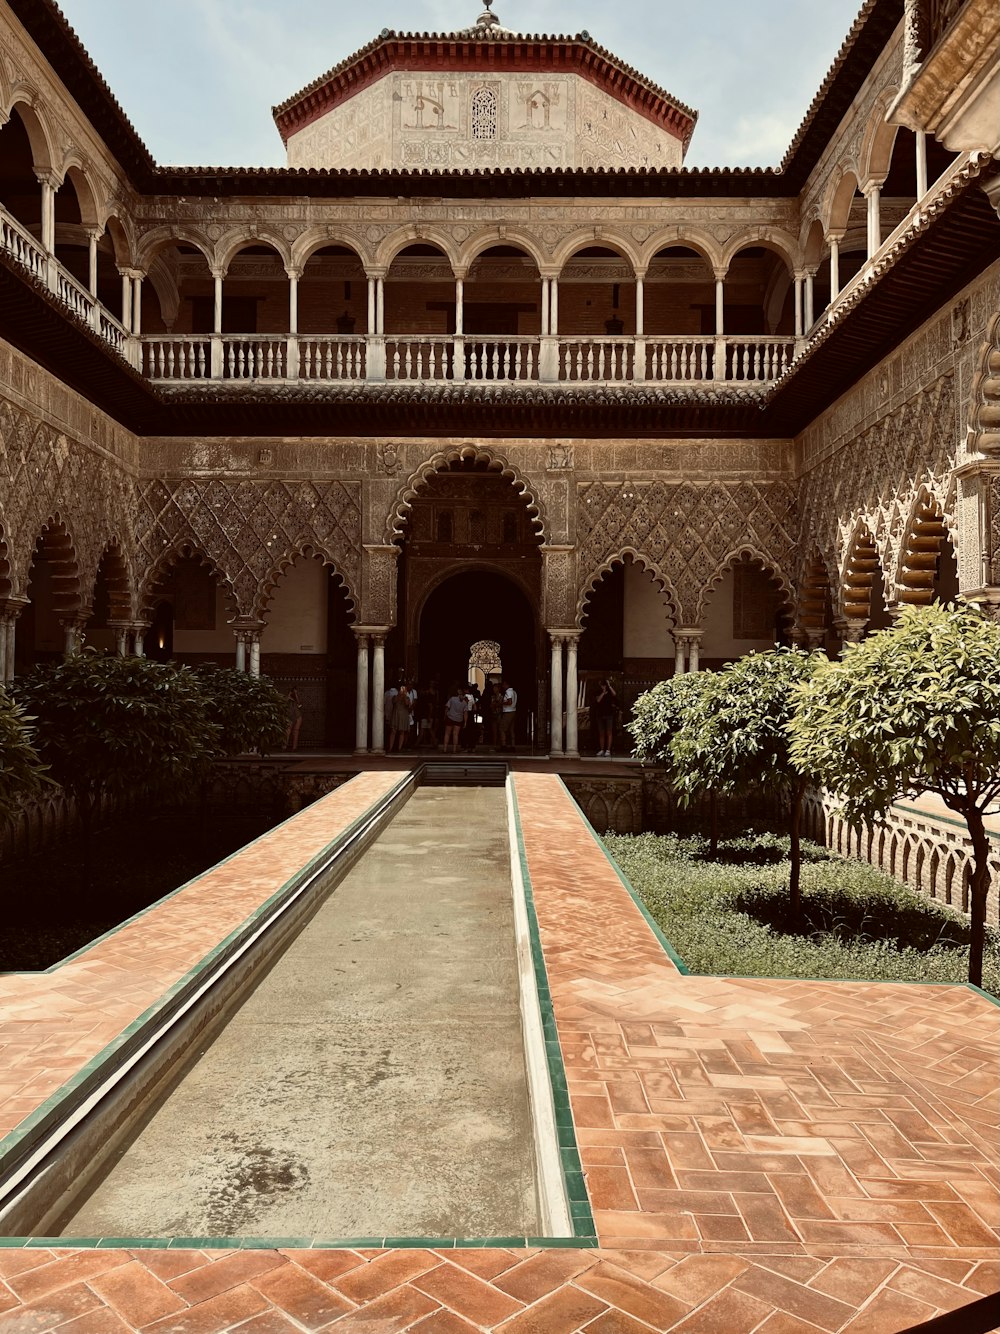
[384,677,518,753]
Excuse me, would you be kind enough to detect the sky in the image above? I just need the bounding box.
[52,0,865,169]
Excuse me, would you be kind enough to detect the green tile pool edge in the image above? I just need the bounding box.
[0,766,598,1252]
[0,770,414,1179]
[556,776,1000,1007]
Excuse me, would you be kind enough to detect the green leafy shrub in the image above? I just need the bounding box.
[0,687,47,824]
[192,665,288,756]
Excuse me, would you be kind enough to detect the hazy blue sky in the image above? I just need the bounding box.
[53,1,864,168]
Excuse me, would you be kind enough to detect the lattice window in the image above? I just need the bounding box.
[469,639,502,676]
[471,87,498,140]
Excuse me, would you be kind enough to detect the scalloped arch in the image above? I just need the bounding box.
[695,546,794,623]
[893,485,957,605]
[967,312,1000,455]
[88,537,135,621]
[384,444,546,544]
[576,548,680,627]
[26,514,81,612]
[256,545,358,621]
[139,542,236,619]
[840,519,881,622]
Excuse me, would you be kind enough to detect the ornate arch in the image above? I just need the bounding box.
[138,542,236,621]
[457,227,547,273]
[256,543,358,620]
[695,546,794,624]
[967,312,1000,456]
[100,214,134,267]
[840,520,881,623]
[375,226,460,273]
[721,226,800,274]
[26,515,81,613]
[0,515,10,600]
[576,548,680,627]
[3,95,56,175]
[414,558,537,627]
[551,230,641,276]
[215,229,293,276]
[136,226,215,271]
[58,160,101,229]
[384,444,546,544]
[894,485,956,605]
[639,226,724,273]
[795,547,836,641]
[823,166,862,238]
[88,537,135,622]
[859,88,901,184]
[291,229,371,272]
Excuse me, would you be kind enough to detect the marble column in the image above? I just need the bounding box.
[37,173,56,254]
[549,278,559,336]
[686,629,703,672]
[793,273,804,337]
[119,269,132,332]
[915,131,928,199]
[0,599,26,681]
[635,276,644,337]
[131,272,143,336]
[354,628,370,754]
[804,268,815,330]
[673,633,688,675]
[549,632,564,756]
[132,622,148,657]
[564,632,580,758]
[540,277,550,335]
[248,632,261,678]
[829,235,841,301]
[371,631,387,754]
[87,229,100,296]
[865,183,882,258]
[234,631,246,672]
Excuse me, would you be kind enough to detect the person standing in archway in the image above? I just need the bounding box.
[499,676,517,752]
[443,684,467,754]
[389,680,412,752]
[595,678,617,757]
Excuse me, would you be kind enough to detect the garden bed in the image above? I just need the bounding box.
[604,830,1000,998]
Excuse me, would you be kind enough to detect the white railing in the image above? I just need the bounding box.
[465,337,539,381]
[0,211,47,284]
[646,337,715,382]
[559,337,633,382]
[722,337,796,382]
[223,335,287,380]
[143,336,211,379]
[56,268,96,325]
[385,337,453,381]
[99,311,129,358]
[299,336,365,380]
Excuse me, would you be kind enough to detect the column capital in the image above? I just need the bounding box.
[712,265,729,282]
[676,626,703,641]
[861,176,885,196]
[0,595,29,620]
[33,168,59,189]
[839,618,868,643]
[285,266,303,281]
[364,267,387,281]
[824,227,846,245]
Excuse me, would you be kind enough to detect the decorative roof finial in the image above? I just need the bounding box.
[476,0,500,27]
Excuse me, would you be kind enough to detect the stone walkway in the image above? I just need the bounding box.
[0,771,997,1331]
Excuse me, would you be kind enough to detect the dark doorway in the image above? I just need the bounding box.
[417,570,538,741]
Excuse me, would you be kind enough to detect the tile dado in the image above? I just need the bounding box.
[0,771,997,1330]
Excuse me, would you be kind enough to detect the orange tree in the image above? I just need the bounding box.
[789,603,1000,987]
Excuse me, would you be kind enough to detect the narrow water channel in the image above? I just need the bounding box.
[55,786,540,1238]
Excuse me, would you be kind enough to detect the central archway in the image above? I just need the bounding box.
[417,569,537,718]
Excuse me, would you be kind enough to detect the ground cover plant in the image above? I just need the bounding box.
[604,829,1000,998]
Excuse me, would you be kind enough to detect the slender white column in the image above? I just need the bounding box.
[829,236,841,301]
[915,130,928,199]
[354,630,370,754]
[866,184,882,258]
[794,273,804,337]
[62,618,83,657]
[88,230,99,296]
[213,270,224,333]
[133,624,146,657]
[37,175,55,253]
[804,269,815,331]
[4,618,14,682]
[549,633,564,755]
[564,633,579,757]
[367,276,376,333]
[371,632,386,754]
[0,622,7,682]
[288,271,299,333]
[131,273,143,336]
[376,276,385,334]
[635,277,644,337]
[120,270,132,332]
[715,276,725,334]
[454,277,464,335]
[234,633,246,672]
[673,634,688,675]
[115,626,128,657]
[540,277,550,336]
[687,630,703,673]
[249,635,261,678]
[549,278,559,336]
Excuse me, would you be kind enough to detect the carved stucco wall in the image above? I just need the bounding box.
[285,70,683,172]
[796,262,1000,609]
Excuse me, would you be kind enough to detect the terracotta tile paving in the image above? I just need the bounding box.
[0,772,998,1330]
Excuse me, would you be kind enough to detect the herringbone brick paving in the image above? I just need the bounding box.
[0,771,997,1330]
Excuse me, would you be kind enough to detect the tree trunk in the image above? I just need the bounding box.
[965,805,991,990]
[788,777,806,921]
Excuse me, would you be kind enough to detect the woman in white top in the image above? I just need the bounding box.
[443,685,467,754]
